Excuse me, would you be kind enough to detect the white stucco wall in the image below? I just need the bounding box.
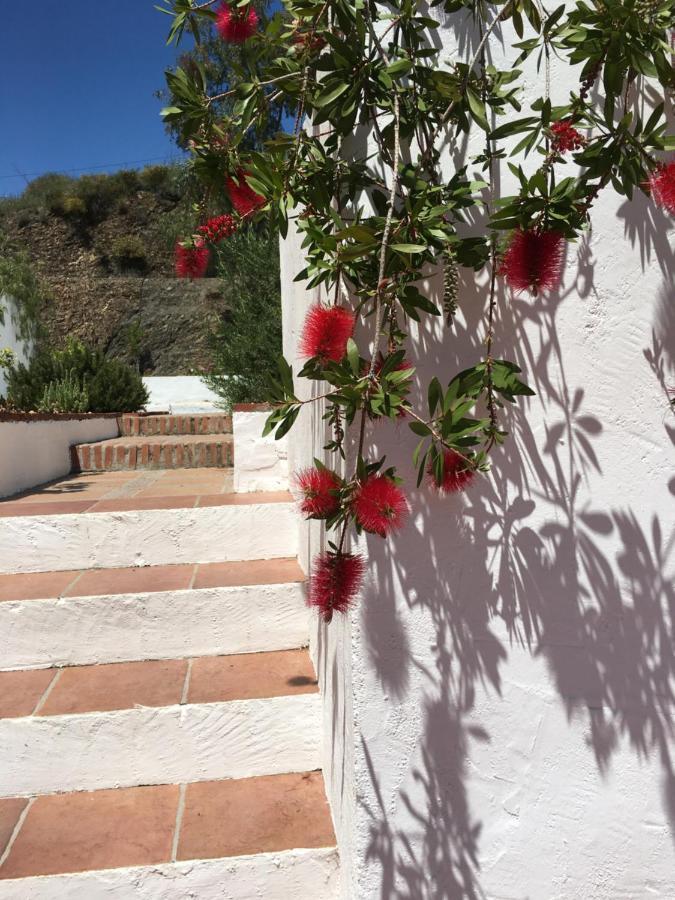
[233,409,289,492]
[0,294,32,398]
[280,13,675,898]
[0,417,119,499]
[143,376,222,413]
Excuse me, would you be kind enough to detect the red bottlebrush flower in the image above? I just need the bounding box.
[308,551,365,622]
[225,170,265,217]
[428,449,475,494]
[292,30,326,53]
[550,120,585,153]
[648,162,675,214]
[294,467,342,520]
[353,475,408,537]
[216,3,259,43]
[197,214,237,243]
[299,304,355,363]
[499,229,565,295]
[175,241,209,279]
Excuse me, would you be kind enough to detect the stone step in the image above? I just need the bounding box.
[72,434,234,471]
[0,559,308,669]
[119,413,232,436]
[0,487,297,574]
[0,649,320,796]
[0,773,338,898]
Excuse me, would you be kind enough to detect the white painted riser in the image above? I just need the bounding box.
[0,502,297,574]
[0,849,340,900]
[1,582,309,670]
[1,694,321,797]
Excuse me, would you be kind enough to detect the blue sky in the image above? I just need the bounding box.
[0,0,186,197]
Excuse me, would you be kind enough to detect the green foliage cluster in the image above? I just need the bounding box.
[109,235,149,274]
[160,0,674,610]
[0,164,186,226]
[0,234,44,340]
[4,338,148,413]
[37,370,89,414]
[202,226,282,409]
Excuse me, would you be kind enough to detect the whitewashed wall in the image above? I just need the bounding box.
[280,11,675,898]
[0,417,119,498]
[0,294,32,398]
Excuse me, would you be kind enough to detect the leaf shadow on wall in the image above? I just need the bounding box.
[357,233,675,897]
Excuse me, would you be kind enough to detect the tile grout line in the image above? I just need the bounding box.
[32,669,63,716]
[170,783,188,863]
[61,570,86,599]
[188,564,199,591]
[0,797,35,869]
[180,659,194,705]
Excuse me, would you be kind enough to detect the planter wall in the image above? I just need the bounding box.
[0,415,119,498]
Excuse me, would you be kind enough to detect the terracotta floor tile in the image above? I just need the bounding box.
[89,496,198,513]
[136,481,227,497]
[0,669,56,718]
[0,500,94,518]
[193,558,304,590]
[64,564,194,598]
[39,659,188,716]
[188,650,317,705]
[178,772,335,861]
[0,784,179,878]
[0,799,28,857]
[0,570,81,602]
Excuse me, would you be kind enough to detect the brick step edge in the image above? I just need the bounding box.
[120,414,232,437]
[72,439,234,471]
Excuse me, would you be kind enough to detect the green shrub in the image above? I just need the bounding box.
[5,338,148,413]
[109,235,148,273]
[0,235,44,340]
[202,225,281,410]
[59,195,87,218]
[74,174,126,223]
[37,370,89,414]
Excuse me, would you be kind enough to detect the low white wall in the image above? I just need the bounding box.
[0,417,119,499]
[143,376,222,413]
[0,294,33,398]
[234,409,289,492]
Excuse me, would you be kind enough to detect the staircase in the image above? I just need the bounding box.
[0,418,338,898]
[72,413,234,472]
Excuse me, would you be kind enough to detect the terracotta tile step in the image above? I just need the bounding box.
[119,413,232,436]
[0,649,317,718]
[0,488,292,518]
[72,434,234,472]
[0,557,304,602]
[0,771,335,880]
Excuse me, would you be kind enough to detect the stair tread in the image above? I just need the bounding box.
[0,468,292,518]
[0,649,317,718]
[0,558,304,602]
[75,434,234,448]
[0,772,335,880]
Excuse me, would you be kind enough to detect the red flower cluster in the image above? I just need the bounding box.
[197,214,237,243]
[550,120,585,153]
[225,170,265,217]
[353,475,407,537]
[295,467,342,519]
[500,229,565,295]
[299,304,355,363]
[216,3,259,43]
[649,161,675,214]
[292,31,326,53]
[175,241,209,279]
[308,551,365,622]
[428,449,475,494]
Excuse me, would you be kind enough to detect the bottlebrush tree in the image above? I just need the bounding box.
[160,0,675,622]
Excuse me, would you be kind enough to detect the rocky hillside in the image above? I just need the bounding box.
[0,171,229,375]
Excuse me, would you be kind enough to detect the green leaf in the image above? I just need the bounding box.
[390,243,428,253]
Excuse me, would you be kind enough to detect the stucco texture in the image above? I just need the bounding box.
[280,11,675,899]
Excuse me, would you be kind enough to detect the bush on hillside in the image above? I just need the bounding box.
[109,235,149,274]
[4,338,148,413]
[202,226,281,410]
